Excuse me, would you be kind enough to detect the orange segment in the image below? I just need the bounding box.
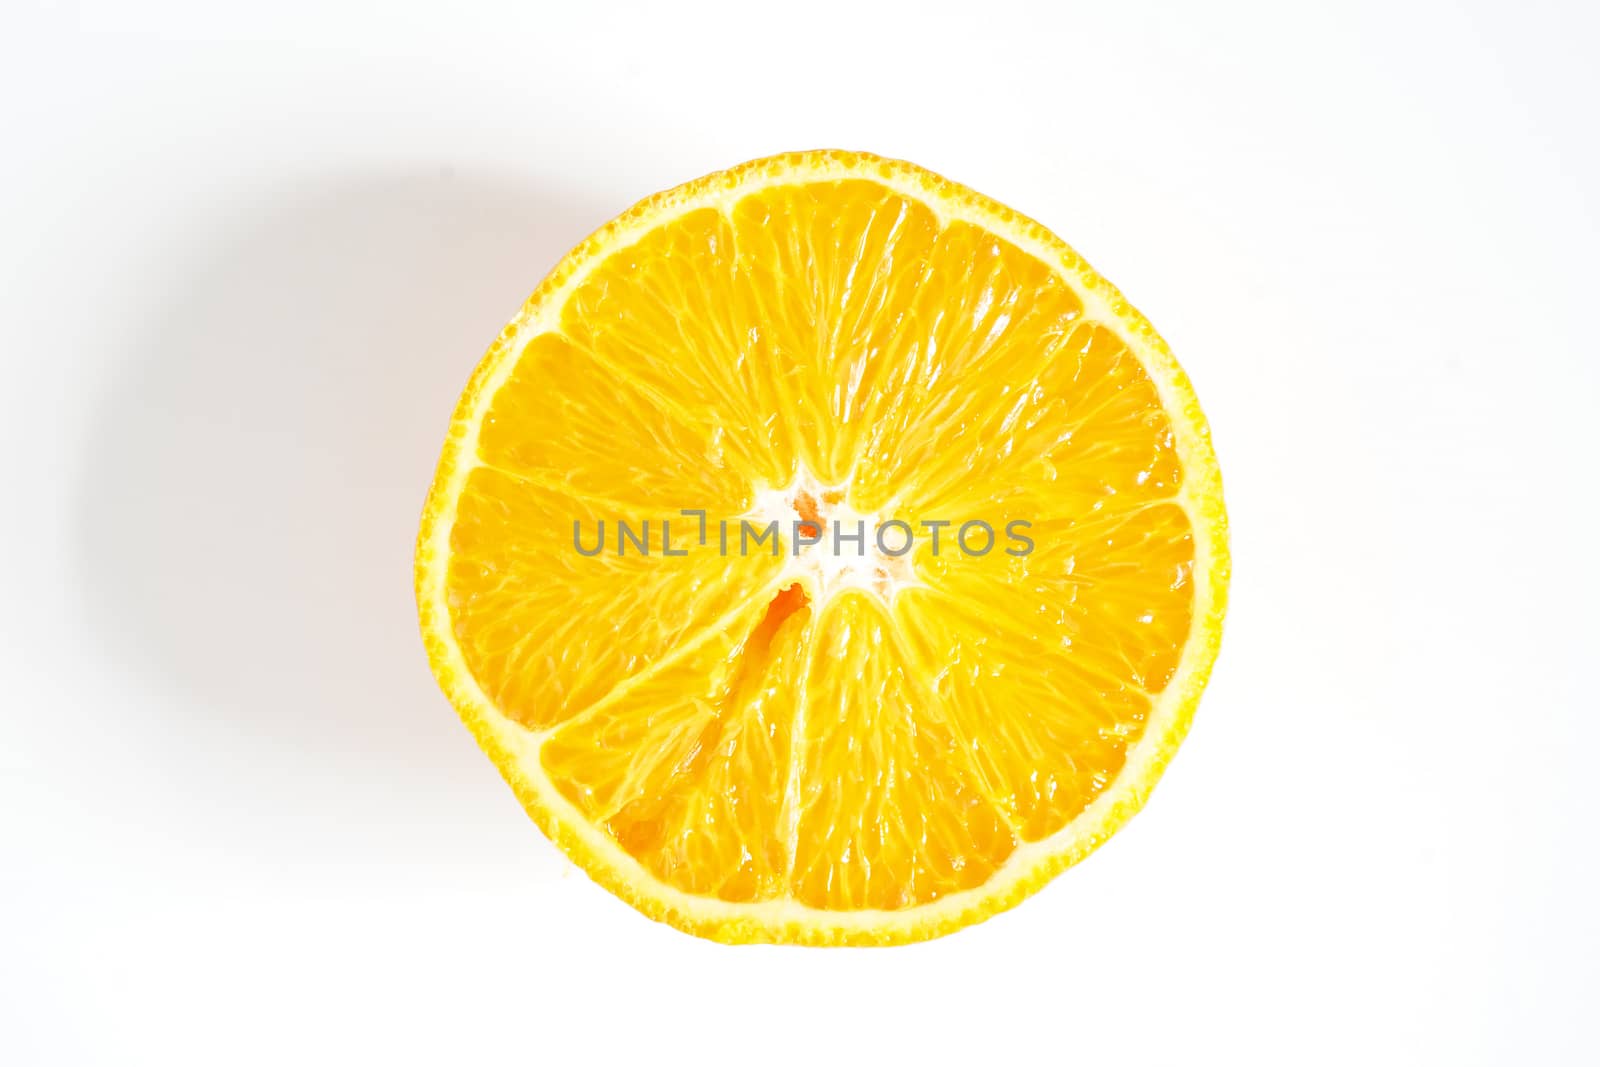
[415,150,1229,945]
[790,592,1017,910]
[545,586,812,903]
[478,332,753,511]
[727,182,942,482]
[852,223,1087,515]
[558,208,794,488]
[446,468,777,728]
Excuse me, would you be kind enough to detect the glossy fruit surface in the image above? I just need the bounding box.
[416,150,1229,944]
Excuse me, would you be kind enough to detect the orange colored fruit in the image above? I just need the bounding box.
[415,150,1229,945]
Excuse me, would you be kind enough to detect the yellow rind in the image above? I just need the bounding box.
[415,150,1231,946]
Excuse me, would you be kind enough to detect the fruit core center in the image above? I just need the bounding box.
[746,471,920,608]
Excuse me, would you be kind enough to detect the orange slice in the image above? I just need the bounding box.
[415,150,1229,945]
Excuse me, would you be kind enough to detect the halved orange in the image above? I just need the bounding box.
[415,150,1229,945]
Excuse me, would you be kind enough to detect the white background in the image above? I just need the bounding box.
[3,1,1596,1063]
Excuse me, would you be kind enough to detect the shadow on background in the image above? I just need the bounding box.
[72,169,609,873]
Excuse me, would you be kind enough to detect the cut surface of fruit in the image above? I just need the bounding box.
[416,150,1229,945]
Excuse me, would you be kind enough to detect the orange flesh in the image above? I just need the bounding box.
[751,582,811,655]
[792,491,823,540]
[443,177,1197,910]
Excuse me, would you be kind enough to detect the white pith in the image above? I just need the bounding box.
[745,467,923,609]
